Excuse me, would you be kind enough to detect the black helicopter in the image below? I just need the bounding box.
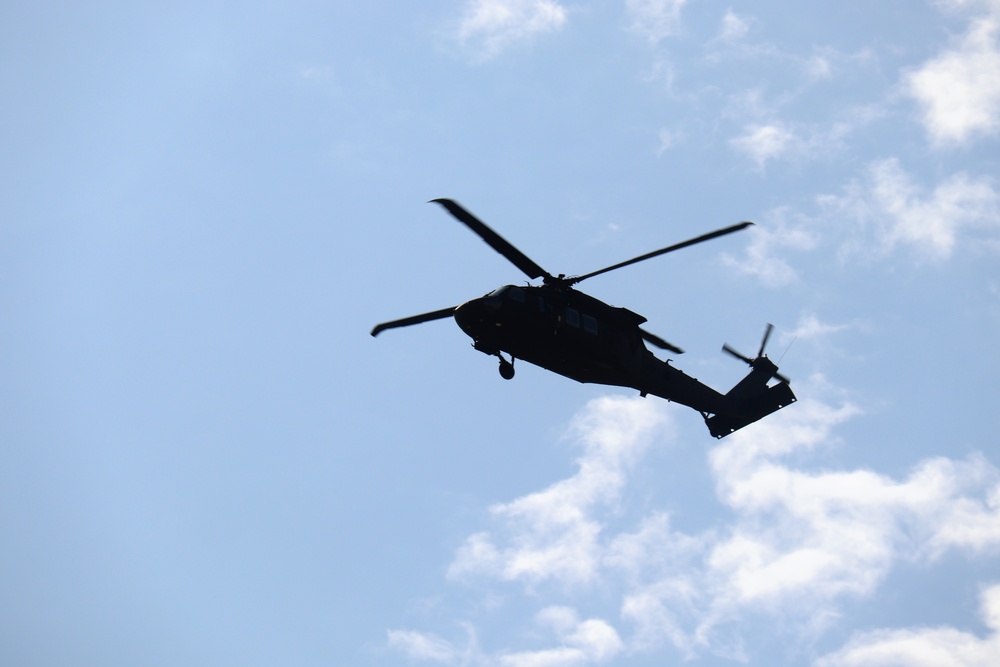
[372,199,795,438]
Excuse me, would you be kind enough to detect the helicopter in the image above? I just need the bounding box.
[371,199,796,438]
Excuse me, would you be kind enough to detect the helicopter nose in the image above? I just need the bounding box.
[453,299,479,336]
[453,297,498,337]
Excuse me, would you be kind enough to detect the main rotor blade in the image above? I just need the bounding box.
[371,306,457,337]
[431,198,549,281]
[640,328,684,354]
[568,221,754,285]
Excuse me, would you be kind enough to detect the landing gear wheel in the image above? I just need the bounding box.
[498,357,515,380]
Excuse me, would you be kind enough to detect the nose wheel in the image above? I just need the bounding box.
[498,355,515,380]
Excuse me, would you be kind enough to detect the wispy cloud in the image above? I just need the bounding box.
[387,628,470,664]
[716,9,750,42]
[447,396,669,587]
[703,9,777,62]
[786,313,853,343]
[453,0,568,60]
[729,120,855,169]
[721,207,819,287]
[388,389,1000,663]
[626,0,688,45]
[730,123,798,167]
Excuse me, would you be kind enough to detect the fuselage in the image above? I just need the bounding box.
[452,284,729,414]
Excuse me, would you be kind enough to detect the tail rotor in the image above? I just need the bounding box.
[722,323,790,384]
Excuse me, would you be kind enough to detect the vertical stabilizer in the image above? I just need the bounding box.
[705,374,796,438]
[703,325,797,438]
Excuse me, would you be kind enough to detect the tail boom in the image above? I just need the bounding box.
[638,352,796,438]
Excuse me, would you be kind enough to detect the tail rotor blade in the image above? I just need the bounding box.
[757,323,774,358]
[724,325,793,384]
[722,343,754,366]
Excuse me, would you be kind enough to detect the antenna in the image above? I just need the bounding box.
[777,336,797,366]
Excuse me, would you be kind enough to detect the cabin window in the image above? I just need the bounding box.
[565,308,580,328]
[582,314,598,335]
[537,296,546,313]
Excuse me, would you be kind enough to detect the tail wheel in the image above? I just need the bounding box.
[498,357,515,380]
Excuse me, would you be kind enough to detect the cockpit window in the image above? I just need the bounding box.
[486,286,526,302]
[582,314,598,335]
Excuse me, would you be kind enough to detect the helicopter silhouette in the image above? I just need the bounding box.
[372,199,795,438]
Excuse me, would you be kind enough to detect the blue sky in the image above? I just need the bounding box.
[3,1,1000,665]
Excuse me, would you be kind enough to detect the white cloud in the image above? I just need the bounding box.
[724,158,999,286]
[447,396,669,586]
[905,15,1000,145]
[708,405,1000,591]
[499,607,623,666]
[454,0,568,60]
[826,158,1000,261]
[815,583,1000,667]
[611,394,1000,655]
[626,0,688,45]
[730,123,797,167]
[729,119,855,168]
[391,389,1000,663]
[388,607,623,667]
